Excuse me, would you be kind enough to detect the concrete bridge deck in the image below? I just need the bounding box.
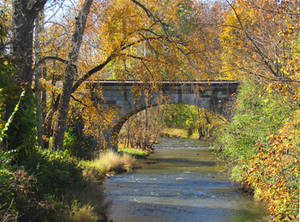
[86,80,239,86]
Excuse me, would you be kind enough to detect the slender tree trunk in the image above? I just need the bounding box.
[34,10,44,147]
[40,67,47,145]
[51,0,93,150]
[43,58,59,148]
[198,127,204,140]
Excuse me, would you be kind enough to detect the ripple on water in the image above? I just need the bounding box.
[104,138,266,222]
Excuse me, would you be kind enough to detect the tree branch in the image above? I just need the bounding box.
[120,54,150,62]
[71,94,87,107]
[71,54,114,94]
[37,56,69,66]
[225,0,279,77]
[34,56,78,78]
[130,0,171,37]
[27,0,48,13]
[120,36,164,51]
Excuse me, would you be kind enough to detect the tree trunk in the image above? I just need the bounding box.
[4,0,47,149]
[40,67,47,145]
[42,59,59,148]
[188,127,193,138]
[11,0,47,88]
[198,127,204,140]
[51,0,93,150]
[34,10,44,147]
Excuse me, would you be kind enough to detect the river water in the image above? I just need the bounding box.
[104,138,266,222]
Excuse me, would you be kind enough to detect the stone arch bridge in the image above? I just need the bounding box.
[87,80,239,150]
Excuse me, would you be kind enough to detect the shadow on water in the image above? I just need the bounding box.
[69,181,112,222]
[103,138,267,222]
[102,201,264,222]
[145,158,217,166]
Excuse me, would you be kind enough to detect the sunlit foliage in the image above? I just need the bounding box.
[220,0,299,100]
[214,82,299,221]
[245,114,299,221]
[163,104,225,139]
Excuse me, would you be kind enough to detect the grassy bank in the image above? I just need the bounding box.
[118,146,149,158]
[213,82,299,221]
[0,148,136,222]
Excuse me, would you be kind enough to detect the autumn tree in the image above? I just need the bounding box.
[51,0,93,150]
[0,4,16,131]
[36,0,216,150]
[221,0,299,98]
[215,2,299,220]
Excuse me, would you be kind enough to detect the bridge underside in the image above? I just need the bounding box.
[88,81,239,150]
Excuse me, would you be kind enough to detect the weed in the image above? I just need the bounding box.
[68,201,98,222]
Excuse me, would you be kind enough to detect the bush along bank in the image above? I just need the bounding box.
[0,147,136,222]
[213,81,299,221]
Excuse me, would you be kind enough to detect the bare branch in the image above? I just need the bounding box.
[37,56,69,65]
[71,54,114,93]
[130,0,171,37]
[120,54,150,62]
[71,94,88,107]
[44,0,66,24]
[225,0,279,77]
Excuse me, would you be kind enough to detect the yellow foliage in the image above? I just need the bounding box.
[245,109,300,221]
[220,0,299,100]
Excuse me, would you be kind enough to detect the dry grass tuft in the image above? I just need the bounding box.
[69,203,98,222]
[82,150,136,180]
[121,153,136,172]
[97,150,124,173]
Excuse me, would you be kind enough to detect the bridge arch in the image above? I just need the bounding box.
[89,81,239,150]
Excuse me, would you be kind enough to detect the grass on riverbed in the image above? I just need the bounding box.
[82,150,136,179]
[161,128,198,140]
[118,147,148,158]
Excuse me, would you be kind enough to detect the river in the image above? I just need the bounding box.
[103,138,266,222]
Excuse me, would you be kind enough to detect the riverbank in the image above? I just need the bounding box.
[0,148,137,222]
[213,83,299,221]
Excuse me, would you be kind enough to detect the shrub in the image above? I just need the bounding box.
[0,168,18,222]
[19,147,83,197]
[0,167,60,222]
[214,81,298,220]
[68,201,98,222]
[214,82,296,181]
[245,115,299,221]
[64,126,98,160]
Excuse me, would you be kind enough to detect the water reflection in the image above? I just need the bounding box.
[104,138,266,222]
